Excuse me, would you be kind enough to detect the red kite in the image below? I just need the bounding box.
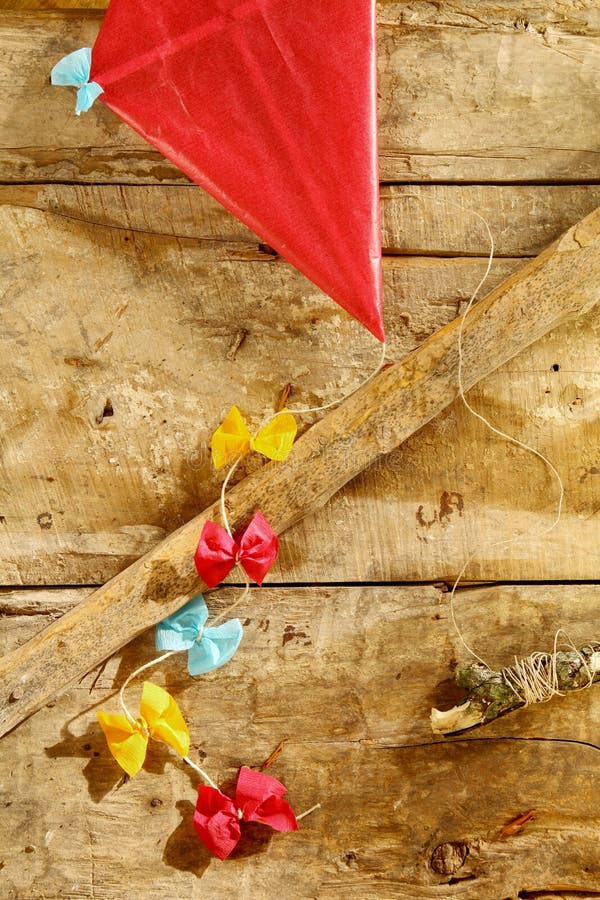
[52,1,385,340]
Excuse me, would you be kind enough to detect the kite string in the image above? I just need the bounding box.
[399,193,572,698]
[216,455,252,620]
[128,335,385,804]
[118,649,176,726]
[217,335,387,538]
[282,337,387,416]
[447,203,565,673]
[117,649,219,788]
[116,649,321,813]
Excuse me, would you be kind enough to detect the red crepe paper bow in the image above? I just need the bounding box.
[194,511,278,588]
[193,766,298,859]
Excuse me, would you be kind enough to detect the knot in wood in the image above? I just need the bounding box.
[430,841,469,875]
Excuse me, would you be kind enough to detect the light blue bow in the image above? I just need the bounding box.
[50,48,104,115]
[156,594,243,676]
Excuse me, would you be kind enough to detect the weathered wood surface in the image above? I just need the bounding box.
[1,5,599,184]
[4,0,600,32]
[1,584,599,898]
[2,2,600,896]
[3,182,600,257]
[2,189,600,585]
[2,205,599,739]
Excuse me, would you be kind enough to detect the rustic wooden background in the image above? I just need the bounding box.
[1,1,599,897]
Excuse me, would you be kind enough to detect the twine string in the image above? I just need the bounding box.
[118,649,176,727]
[117,648,220,788]
[296,802,322,821]
[447,202,564,665]
[280,338,387,417]
[414,198,562,660]
[499,630,596,706]
[219,458,241,539]
[209,581,250,628]
[397,194,588,707]
[182,754,219,790]
[215,454,251,624]
[448,204,565,670]
[214,335,388,613]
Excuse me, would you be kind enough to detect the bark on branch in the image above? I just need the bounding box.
[1,208,600,738]
[431,644,600,735]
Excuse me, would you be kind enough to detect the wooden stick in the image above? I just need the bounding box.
[431,643,600,735]
[1,208,599,738]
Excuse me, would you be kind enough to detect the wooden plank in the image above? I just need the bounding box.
[4,1,103,7]
[1,584,599,897]
[3,0,600,35]
[381,184,600,257]
[376,1,600,35]
[3,583,599,746]
[1,197,600,585]
[1,9,599,183]
[3,182,600,257]
[2,206,599,738]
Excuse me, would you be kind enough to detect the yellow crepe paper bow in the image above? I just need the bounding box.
[97,681,190,777]
[211,405,297,470]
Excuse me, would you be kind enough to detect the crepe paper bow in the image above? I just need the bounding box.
[211,406,297,470]
[50,48,104,115]
[193,766,298,859]
[155,594,243,676]
[97,681,189,778]
[194,511,278,588]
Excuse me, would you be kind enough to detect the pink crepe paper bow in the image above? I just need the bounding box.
[193,766,298,859]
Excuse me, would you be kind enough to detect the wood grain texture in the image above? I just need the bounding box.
[1,6,599,183]
[2,3,600,896]
[4,0,600,34]
[3,182,600,256]
[1,206,599,738]
[0,198,496,584]
[2,190,600,586]
[1,584,599,898]
[5,0,600,30]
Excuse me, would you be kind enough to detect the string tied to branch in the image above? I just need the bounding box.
[500,631,598,707]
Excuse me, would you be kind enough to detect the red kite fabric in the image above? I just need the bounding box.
[87,0,385,340]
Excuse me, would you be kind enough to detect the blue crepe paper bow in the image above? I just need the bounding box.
[50,48,104,115]
[156,594,243,676]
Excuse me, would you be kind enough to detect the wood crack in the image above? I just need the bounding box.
[289,735,600,754]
